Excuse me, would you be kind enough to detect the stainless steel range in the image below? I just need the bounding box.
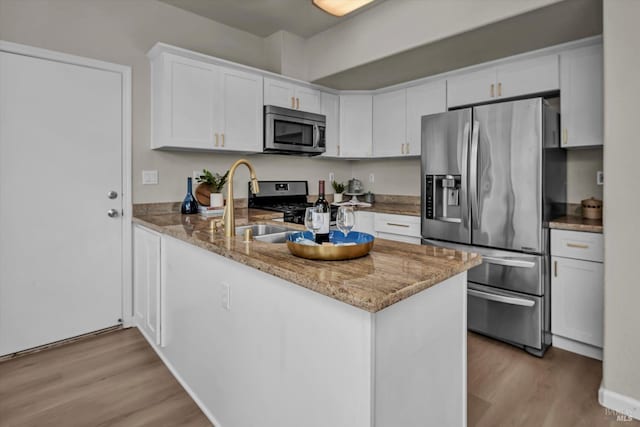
[421,98,566,356]
[248,180,337,225]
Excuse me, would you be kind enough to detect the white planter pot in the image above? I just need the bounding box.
[210,193,224,208]
[334,193,343,203]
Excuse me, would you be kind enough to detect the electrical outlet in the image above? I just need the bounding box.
[329,172,335,183]
[193,170,202,181]
[369,173,375,184]
[142,170,158,185]
[597,171,603,186]
[221,282,231,311]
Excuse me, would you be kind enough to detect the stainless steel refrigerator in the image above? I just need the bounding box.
[421,97,566,356]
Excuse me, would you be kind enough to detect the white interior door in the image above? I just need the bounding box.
[0,51,124,356]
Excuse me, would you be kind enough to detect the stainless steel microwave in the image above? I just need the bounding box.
[264,105,326,156]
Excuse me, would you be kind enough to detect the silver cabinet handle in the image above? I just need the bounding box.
[468,289,535,307]
[107,209,119,218]
[469,120,480,229]
[107,191,118,199]
[482,256,536,268]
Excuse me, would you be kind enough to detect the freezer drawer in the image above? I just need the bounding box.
[423,239,545,295]
[468,283,543,350]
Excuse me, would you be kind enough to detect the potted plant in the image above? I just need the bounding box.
[195,169,229,208]
[332,180,345,203]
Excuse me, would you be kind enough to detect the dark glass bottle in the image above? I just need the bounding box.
[314,180,330,244]
[181,177,199,214]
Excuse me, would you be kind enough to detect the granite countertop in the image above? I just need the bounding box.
[133,210,481,313]
[549,216,603,233]
[354,202,420,216]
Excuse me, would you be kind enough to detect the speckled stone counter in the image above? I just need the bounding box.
[549,216,603,233]
[133,211,481,313]
[355,203,420,216]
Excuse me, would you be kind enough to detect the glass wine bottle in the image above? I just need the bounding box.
[314,180,331,244]
[181,177,199,214]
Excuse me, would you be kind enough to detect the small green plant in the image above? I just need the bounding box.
[331,180,345,193]
[196,169,229,193]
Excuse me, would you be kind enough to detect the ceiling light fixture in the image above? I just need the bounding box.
[312,0,375,17]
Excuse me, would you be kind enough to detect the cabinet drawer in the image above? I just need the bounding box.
[374,214,421,237]
[551,229,603,262]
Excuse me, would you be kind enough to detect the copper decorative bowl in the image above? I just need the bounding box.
[286,231,375,261]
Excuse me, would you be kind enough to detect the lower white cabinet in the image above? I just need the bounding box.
[353,211,375,235]
[133,225,162,345]
[374,213,421,245]
[551,229,604,359]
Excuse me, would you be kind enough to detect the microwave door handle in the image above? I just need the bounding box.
[469,120,480,230]
[313,124,320,146]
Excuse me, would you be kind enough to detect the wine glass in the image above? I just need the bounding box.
[304,207,324,240]
[336,206,356,238]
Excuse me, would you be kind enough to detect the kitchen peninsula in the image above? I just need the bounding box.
[133,211,481,427]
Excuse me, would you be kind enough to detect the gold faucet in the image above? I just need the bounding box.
[224,159,259,237]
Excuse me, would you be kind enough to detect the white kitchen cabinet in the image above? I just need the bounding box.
[134,225,162,345]
[551,229,604,360]
[339,94,373,158]
[320,92,340,157]
[447,54,559,108]
[150,52,263,152]
[405,80,447,156]
[373,88,406,157]
[353,211,375,235]
[560,43,603,147]
[264,77,321,114]
[374,213,421,245]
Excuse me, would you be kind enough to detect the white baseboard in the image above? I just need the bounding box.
[599,386,640,421]
[552,335,602,360]
[136,326,222,427]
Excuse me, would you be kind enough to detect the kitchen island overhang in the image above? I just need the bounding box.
[133,212,480,427]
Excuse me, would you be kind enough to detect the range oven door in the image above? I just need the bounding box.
[468,283,543,350]
[264,106,325,155]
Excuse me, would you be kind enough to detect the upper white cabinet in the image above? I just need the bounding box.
[339,94,373,158]
[447,54,559,108]
[150,52,263,152]
[372,80,446,158]
[373,88,406,157]
[560,44,603,147]
[321,92,340,157]
[264,77,321,114]
[405,80,447,156]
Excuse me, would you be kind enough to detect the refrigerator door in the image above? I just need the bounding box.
[471,98,543,253]
[421,109,472,244]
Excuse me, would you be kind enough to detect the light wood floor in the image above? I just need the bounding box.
[0,328,211,427]
[1,328,637,426]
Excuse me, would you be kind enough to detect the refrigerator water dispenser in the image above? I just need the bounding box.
[425,174,462,223]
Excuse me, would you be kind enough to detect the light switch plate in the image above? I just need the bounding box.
[142,170,158,185]
[369,173,375,184]
[597,171,603,186]
[329,172,335,183]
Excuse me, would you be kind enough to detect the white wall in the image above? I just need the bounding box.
[305,0,562,82]
[0,0,350,203]
[601,0,640,407]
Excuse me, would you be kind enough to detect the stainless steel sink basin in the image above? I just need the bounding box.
[254,232,292,244]
[235,224,294,237]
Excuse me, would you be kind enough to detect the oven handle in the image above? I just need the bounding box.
[482,256,536,269]
[468,289,535,307]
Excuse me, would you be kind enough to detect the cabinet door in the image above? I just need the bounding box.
[339,94,372,158]
[560,44,603,147]
[320,92,340,157]
[264,77,296,109]
[497,54,559,99]
[134,226,162,345]
[551,256,603,348]
[447,68,496,108]
[295,86,321,114]
[373,89,406,157]
[220,68,263,152]
[164,56,219,149]
[353,211,376,235]
[406,80,446,156]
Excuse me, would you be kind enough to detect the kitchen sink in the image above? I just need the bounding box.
[254,232,291,244]
[235,224,295,237]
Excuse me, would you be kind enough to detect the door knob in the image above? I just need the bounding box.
[107,209,119,218]
[107,191,118,199]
